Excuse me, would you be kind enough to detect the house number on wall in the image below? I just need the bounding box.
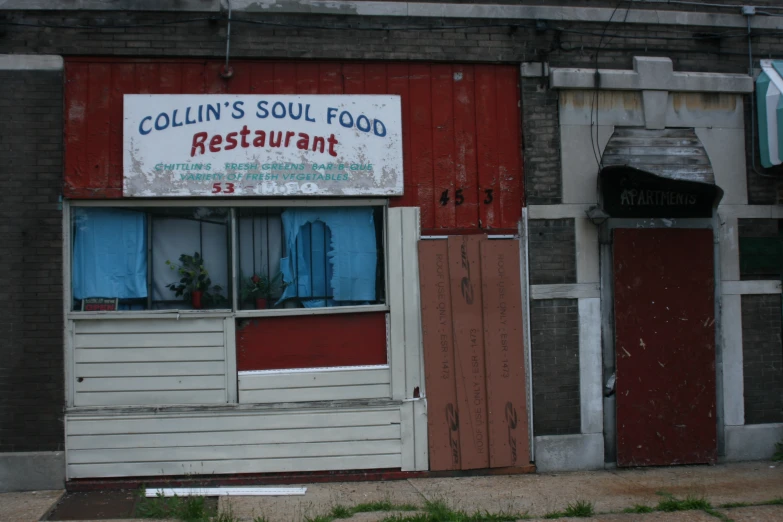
[439,188,494,206]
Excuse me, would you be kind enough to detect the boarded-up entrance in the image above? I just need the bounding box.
[613,228,717,467]
[419,236,530,471]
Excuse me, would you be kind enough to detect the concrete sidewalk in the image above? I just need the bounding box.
[4,461,782,522]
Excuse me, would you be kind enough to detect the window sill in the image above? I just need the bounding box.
[67,304,389,321]
[67,309,233,320]
[234,304,389,319]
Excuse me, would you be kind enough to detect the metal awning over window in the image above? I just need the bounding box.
[598,128,723,218]
[757,60,783,168]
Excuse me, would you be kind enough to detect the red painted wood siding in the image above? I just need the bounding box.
[236,312,388,371]
[64,58,524,233]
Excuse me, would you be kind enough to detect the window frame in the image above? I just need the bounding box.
[65,198,390,320]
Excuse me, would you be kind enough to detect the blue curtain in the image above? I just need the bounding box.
[278,207,377,307]
[72,208,148,300]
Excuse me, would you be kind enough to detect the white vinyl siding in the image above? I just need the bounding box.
[238,366,391,403]
[72,318,228,406]
[66,406,402,478]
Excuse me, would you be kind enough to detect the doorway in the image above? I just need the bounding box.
[613,227,717,466]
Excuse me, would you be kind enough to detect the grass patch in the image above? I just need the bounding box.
[372,499,525,521]
[563,500,594,517]
[136,491,218,521]
[761,497,783,506]
[353,500,419,513]
[329,504,353,519]
[542,512,564,519]
[773,440,783,462]
[134,489,241,522]
[622,504,654,514]
[656,495,712,512]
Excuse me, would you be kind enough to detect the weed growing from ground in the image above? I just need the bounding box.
[773,440,783,462]
[622,504,654,513]
[134,488,241,522]
[563,500,594,517]
[656,494,711,512]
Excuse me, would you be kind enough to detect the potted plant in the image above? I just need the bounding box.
[165,252,223,310]
[241,272,283,309]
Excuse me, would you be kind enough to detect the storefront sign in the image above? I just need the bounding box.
[600,166,722,218]
[123,95,403,197]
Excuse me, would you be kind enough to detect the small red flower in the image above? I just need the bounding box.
[251,274,260,284]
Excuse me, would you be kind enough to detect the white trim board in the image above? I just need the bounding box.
[0,55,62,71]
[551,57,752,93]
[528,205,593,220]
[5,2,783,30]
[148,487,306,497]
[719,205,783,219]
[721,280,782,295]
[531,283,600,300]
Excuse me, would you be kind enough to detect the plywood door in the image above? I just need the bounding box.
[613,228,717,467]
[419,237,530,471]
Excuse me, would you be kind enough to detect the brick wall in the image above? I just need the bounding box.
[522,77,561,205]
[741,294,783,425]
[0,69,64,452]
[528,219,576,285]
[530,298,580,436]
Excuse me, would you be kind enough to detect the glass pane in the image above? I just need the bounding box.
[237,206,385,310]
[72,207,231,311]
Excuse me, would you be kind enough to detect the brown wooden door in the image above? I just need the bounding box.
[613,228,717,467]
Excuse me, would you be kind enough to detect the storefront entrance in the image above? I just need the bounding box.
[613,228,717,466]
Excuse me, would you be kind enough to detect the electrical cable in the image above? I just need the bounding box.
[590,0,632,170]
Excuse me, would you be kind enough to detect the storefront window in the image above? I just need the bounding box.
[237,206,385,310]
[71,207,230,311]
[71,205,385,312]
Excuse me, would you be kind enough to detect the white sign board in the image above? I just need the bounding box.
[123,95,403,197]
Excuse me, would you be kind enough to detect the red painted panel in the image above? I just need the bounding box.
[474,66,500,230]
[65,63,89,195]
[364,63,387,95]
[249,62,275,94]
[613,228,717,467]
[159,63,183,94]
[342,63,365,94]
[274,63,297,94]
[496,68,523,224]
[386,63,413,208]
[453,65,479,231]
[448,235,489,470]
[408,63,435,230]
[236,312,388,371]
[64,59,523,232]
[296,63,320,94]
[419,240,461,471]
[480,240,530,468]
[109,64,136,182]
[85,64,112,192]
[431,65,456,231]
[318,63,343,94]
[226,62,251,95]
[182,63,207,94]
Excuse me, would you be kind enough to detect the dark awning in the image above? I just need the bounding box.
[599,128,723,218]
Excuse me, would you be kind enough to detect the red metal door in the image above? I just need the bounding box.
[613,228,716,467]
